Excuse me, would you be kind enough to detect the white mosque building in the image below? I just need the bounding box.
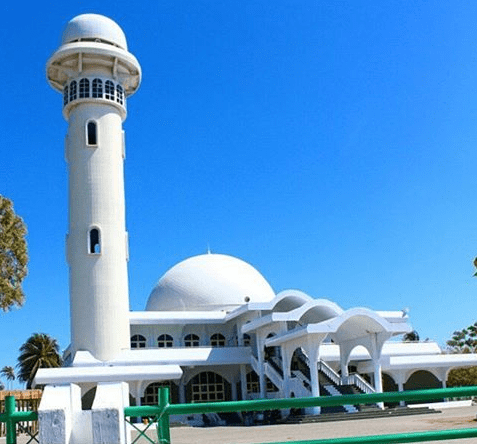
[35,14,477,438]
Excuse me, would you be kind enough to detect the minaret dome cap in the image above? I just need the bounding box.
[61,14,128,50]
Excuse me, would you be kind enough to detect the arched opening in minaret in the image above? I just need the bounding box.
[69,80,77,102]
[92,79,103,98]
[63,85,69,106]
[105,80,115,100]
[79,78,90,98]
[89,228,101,254]
[86,121,97,146]
[116,84,124,105]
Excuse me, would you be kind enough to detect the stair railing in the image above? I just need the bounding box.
[317,360,341,386]
[344,374,376,394]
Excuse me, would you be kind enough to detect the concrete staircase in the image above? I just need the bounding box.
[322,384,358,413]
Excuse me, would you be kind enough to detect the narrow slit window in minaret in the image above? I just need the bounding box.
[89,228,101,254]
[87,121,97,146]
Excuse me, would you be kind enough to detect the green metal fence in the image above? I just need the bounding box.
[124,386,477,444]
[0,396,38,444]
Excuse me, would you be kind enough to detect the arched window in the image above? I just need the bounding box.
[189,372,229,403]
[105,80,115,100]
[142,381,178,405]
[184,334,200,347]
[116,84,124,105]
[157,334,173,348]
[86,121,97,146]
[130,334,146,349]
[89,228,101,254]
[210,333,226,347]
[92,79,103,98]
[69,80,77,102]
[63,85,69,106]
[79,78,90,98]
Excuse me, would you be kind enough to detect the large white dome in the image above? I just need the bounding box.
[146,254,276,312]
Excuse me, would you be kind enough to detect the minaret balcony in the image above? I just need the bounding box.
[62,77,126,118]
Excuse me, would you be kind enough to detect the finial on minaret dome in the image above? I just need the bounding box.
[46,14,141,362]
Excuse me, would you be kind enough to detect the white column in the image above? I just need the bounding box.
[373,362,384,409]
[179,382,186,404]
[308,359,321,415]
[231,378,238,401]
[257,335,266,399]
[240,365,248,400]
[397,381,405,407]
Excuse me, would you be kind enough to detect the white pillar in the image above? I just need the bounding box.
[39,384,85,444]
[373,362,384,409]
[91,382,130,444]
[308,359,321,415]
[179,382,186,404]
[231,378,238,401]
[257,336,266,399]
[397,381,405,407]
[240,365,248,400]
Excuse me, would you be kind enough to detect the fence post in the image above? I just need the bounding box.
[157,387,171,444]
[5,396,16,444]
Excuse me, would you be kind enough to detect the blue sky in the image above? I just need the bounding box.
[1,1,477,387]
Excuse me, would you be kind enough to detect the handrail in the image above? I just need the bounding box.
[267,355,284,377]
[291,370,311,393]
[125,386,477,444]
[264,362,283,389]
[344,373,375,394]
[317,360,341,386]
[250,355,260,375]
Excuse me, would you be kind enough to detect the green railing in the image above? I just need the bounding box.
[124,386,477,444]
[0,396,38,444]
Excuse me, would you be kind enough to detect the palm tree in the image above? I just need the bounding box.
[403,330,420,342]
[17,333,62,389]
[1,366,15,390]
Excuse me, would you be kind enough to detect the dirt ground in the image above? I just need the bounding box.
[3,406,477,443]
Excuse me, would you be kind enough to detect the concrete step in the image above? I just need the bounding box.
[282,406,439,424]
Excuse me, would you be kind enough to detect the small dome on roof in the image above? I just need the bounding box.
[146,254,276,312]
[61,14,128,50]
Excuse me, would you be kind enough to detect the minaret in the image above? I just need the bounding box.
[46,14,141,361]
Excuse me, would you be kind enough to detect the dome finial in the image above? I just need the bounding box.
[207,243,211,254]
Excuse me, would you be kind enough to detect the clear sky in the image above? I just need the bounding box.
[1,1,477,388]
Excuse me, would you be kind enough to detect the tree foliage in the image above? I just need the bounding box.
[446,322,477,353]
[17,333,62,389]
[1,366,15,390]
[0,196,28,311]
[445,322,477,387]
[403,330,420,342]
[447,366,477,387]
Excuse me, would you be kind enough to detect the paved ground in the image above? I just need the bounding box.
[3,406,477,443]
[142,407,477,444]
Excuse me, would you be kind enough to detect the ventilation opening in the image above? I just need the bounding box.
[89,228,101,254]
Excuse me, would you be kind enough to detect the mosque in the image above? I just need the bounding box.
[35,13,477,439]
